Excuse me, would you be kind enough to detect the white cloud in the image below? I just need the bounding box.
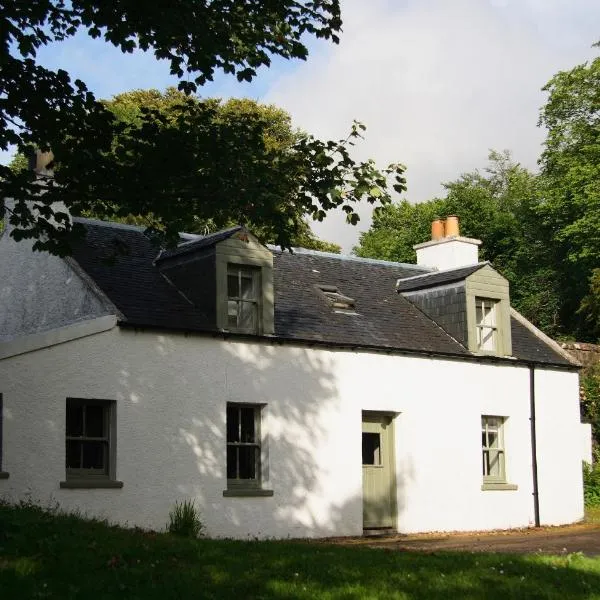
[265,0,600,251]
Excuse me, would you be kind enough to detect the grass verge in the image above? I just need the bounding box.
[1,503,600,599]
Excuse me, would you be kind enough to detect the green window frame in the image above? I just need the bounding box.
[482,416,506,483]
[226,403,262,489]
[65,398,116,482]
[227,265,261,333]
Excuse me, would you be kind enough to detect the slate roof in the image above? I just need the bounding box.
[70,219,574,367]
[396,263,489,292]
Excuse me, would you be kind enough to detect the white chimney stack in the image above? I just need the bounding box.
[413,216,481,271]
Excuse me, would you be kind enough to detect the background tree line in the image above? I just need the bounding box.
[356,46,600,345]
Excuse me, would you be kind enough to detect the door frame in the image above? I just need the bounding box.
[361,410,399,530]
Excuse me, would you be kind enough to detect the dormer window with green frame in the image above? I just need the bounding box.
[215,229,274,335]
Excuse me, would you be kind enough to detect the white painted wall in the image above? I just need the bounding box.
[0,327,584,538]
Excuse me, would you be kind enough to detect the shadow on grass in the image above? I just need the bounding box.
[1,504,600,600]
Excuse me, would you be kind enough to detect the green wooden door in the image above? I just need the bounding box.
[362,414,396,529]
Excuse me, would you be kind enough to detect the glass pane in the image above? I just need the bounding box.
[238,446,257,479]
[488,450,501,477]
[240,407,256,442]
[66,404,83,437]
[488,430,498,448]
[227,406,239,443]
[227,446,237,479]
[362,432,381,465]
[481,327,496,351]
[66,440,82,468]
[85,405,105,438]
[239,302,257,330]
[240,273,254,299]
[476,301,483,324]
[483,302,495,326]
[82,441,107,471]
[482,430,486,448]
[227,300,238,328]
[227,273,238,298]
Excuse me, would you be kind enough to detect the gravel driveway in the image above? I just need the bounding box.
[325,524,600,556]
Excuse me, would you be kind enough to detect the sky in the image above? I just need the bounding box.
[10,0,600,251]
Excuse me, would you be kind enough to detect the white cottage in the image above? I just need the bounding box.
[0,212,586,538]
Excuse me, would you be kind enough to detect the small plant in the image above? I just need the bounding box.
[167,499,204,538]
[583,461,600,507]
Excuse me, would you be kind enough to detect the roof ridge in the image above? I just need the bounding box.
[269,246,430,272]
[73,217,149,232]
[396,261,490,283]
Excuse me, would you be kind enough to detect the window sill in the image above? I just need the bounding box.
[0,471,9,479]
[481,482,518,491]
[223,488,274,498]
[60,480,123,489]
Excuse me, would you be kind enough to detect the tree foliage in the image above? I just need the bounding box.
[538,47,600,339]
[357,45,600,342]
[1,1,403,254]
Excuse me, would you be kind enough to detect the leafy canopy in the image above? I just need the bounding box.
[89,89,342,252]
[1,1,405,254]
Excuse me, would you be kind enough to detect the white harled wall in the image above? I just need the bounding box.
[0,327,584,537]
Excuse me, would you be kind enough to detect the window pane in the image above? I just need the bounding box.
[481,327,496,351]
[238,302,257,330]
[227,406,239,443]
[66,440,82,468]
[240,273,255,299]
[227,445,238,479]
[66,404,83,437]
[476,301,483,324]
[227,300,238,328]
[488,450,502,477]
[82,441,107,470]
[238,446,257,479]
[240,407,256,443]
[85,405,105,438]
[488,430,498,448]
[362,432,381,465]
[227,274,238,298]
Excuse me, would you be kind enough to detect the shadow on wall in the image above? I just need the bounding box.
[112,332,410,538]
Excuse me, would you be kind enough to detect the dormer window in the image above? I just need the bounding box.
[475,297,498,352]
[227,265,261,332]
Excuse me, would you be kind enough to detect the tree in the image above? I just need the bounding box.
[1,2,405,254]
[74,89,340,252]
[538,45,600,340]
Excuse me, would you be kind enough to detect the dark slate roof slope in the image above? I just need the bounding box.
[510,318,573,366]
[396,263,489,292]
[69,219,575,367]
[273,250,468,355]
[71,219,215,331]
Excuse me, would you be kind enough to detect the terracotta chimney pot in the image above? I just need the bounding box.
[445,215,460,237]
[431,218,445,241]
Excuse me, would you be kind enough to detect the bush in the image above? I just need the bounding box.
[167,499,204,538]
[583,461,600,506]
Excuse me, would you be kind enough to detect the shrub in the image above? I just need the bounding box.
[167,499,204,538]
[583,461,600,506]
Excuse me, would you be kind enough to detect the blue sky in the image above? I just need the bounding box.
[9,0,600,250]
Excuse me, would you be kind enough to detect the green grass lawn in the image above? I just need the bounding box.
[1,503,600,600]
